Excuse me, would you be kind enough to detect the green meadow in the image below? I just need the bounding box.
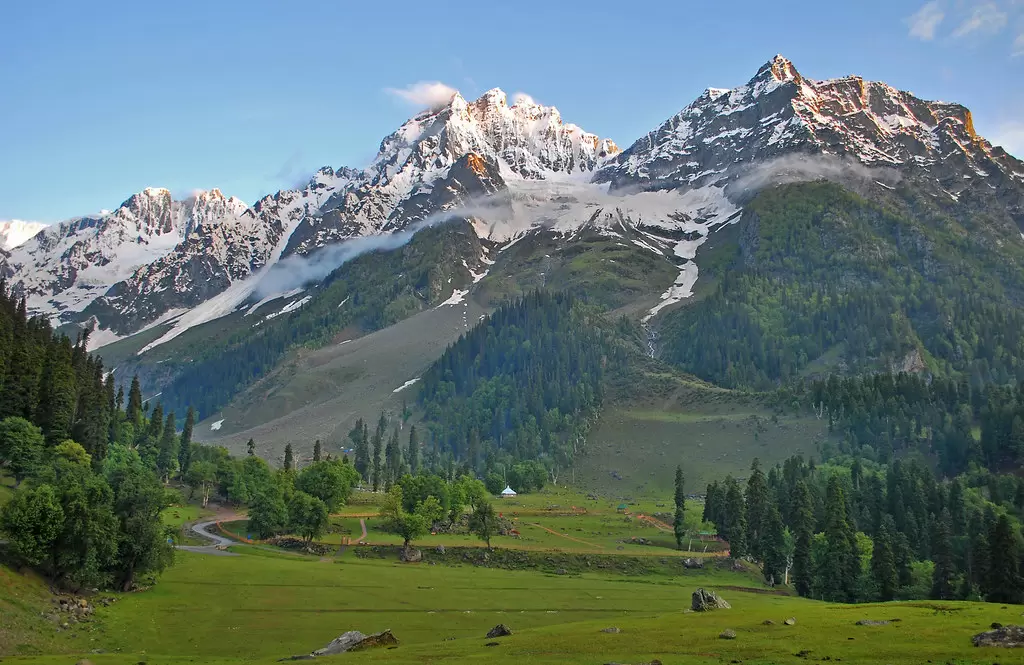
[1,486,1019,664]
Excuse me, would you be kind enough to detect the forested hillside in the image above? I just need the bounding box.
[418,291,635,482]
[159,221,484,419]
[661,182,1024,389]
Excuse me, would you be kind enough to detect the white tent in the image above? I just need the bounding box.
[500,485,517,497]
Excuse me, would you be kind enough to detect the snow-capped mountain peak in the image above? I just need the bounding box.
[596,55,1024,196]
[283,87,620,255]
[0,220,48,250]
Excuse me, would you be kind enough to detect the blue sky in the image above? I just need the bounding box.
[2,0,1022,223]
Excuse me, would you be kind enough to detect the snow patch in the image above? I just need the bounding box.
[439,289,468,307]
[393,377,421,393]
[210,419,224,431]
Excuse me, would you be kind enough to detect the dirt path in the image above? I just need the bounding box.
[524,522,603,549]
[176,509,245,556]
[356,518,368,543]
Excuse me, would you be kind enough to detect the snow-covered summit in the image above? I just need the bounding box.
[284,88,619,254]
[597,54,1024,193]
[0,220,48,249]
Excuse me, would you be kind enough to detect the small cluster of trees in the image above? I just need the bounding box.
[242,456,360,542]
[704,454,1024,604]
[348,411,548,497]
[378,472,498,549]
[0,417,174,591]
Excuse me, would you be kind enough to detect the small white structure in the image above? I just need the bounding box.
[500,485,517,498]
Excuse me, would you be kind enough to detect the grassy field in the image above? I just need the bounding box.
[1,545,1017,665]
[577,405,829,495]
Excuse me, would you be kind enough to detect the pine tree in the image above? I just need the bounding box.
[930,510,955,600]
[703,481,719,526]
[985,514,1022,603]
[791,480,814,597]
[126,376,143,426]
[761,503,787,586]
[156,411,178,482]
[819,475,854,602]
[385,426,401,489]
[407,426,419,475]
[371,412,385,491]
[36,339,77,446]
[745,459,769,561]
[871,517,898,601]
[673,465,686,549]
[178,407,195,475]
[351,419,369,481]
[247,438,256,456]
[283,443,294,472]
[313,440,322,462]
[724,478,747,559]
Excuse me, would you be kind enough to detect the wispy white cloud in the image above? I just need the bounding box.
[511,92,538,106]
[1013,30,1024,55]
[907,1,946,40]
[989,120,1024,157]
[384,81,458,110]
[952,1,1008,37]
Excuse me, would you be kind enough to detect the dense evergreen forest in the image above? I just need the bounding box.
[703,451,1024,604]
[661,182,1024,389]
[0,281,368,588]
[418,291,618,481]
[159,222,482,419]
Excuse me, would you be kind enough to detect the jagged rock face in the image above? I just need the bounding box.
[81,169,358,336]
[597,56,1024,220]
[283,89,618,256]
[4,188,246,321]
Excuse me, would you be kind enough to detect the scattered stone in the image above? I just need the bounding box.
[683,609,694,614]
[400,548,422,563]
[683,558,704,569]
[972,624,1024,648]
[307,629,399,657]
[600,627,621,633]
[691,588,731,611]
[486,624,513,638]
[854,620,891,626]
[75,660,95,665]
[555,568,568,575]
[795,649,812,658]
[762,619,775,625]
[485,641,500,647]
[435,545,446,555]
[992,622,1004,629]
[719,629,737,640]
[784,617,797,626]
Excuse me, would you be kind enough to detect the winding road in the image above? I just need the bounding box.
[176,515,243,556]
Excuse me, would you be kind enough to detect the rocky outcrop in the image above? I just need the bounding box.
[972,625,1024,648]
[486,624,513,638]
[691,588,731,611]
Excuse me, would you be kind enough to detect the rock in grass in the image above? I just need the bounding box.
[485,642,500,647]
[784,617,797,626]
[400,548,422,563]
[855,620,891,626]
[691,588,731,611]
[972,624,1024,647]
[600,626,621,633]
[762,619,775,625]
[310,630,398,656]
[719,629,737,639]
[486,624,513,638]
[683,558,704,569]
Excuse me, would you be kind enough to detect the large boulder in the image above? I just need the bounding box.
[400,548,422,563]
[311,630,398,656]
[691,588,731,612]
[486,624,513,638]
[973,625,1024,648]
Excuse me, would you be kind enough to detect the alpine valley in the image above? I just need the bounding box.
[3,55,1023,484]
